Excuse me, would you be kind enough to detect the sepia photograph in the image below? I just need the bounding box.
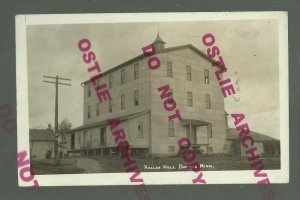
[16,12,288,186]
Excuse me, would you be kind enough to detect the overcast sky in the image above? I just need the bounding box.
[26,19,280,139]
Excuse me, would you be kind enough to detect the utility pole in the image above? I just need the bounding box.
[43,75,71,161]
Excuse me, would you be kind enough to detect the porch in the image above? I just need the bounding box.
[181,119,212,154]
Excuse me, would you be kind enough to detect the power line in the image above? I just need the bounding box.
[43,75,72,161]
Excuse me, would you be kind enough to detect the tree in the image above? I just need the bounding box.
[58,118,72,144]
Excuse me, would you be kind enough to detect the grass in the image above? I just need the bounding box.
[31,159,85,175]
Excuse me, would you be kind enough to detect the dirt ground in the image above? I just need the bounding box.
[31,154,280,174]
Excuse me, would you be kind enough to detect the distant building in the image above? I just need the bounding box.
[225,128,280,157]
[30,124,68,159]
[29,125,55,160]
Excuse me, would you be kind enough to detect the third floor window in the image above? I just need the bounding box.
[121,69,125,84]
[167,62,173,78]
[109,74,113,89]
[134,63,139,79]
[88,83,91,97]
[96,103,100,116]
[109,99,112,113]
[204,69,209,84]
[186,65,192,81]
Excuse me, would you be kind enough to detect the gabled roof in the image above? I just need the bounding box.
[67,110,150,133]
[226,128,279,142]
[82,44,220,85]
[29,129,56,141]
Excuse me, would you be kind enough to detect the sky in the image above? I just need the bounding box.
[26,19,280,139]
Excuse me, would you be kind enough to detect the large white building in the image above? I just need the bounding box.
[66,34,227,158]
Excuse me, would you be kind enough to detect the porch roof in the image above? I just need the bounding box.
[181,119,209,126]
[67,110,150,133]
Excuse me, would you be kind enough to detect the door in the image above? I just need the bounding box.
[71,134,75,149]
[187,125,196,144]
[83,131,87,148]
[196,126,208,144]
[100,127,106,146]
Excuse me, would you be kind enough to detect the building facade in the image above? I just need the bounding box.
[30,125,56,160]
[66,34,227,157]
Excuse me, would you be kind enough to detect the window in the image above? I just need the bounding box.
[121,69,125,84]
[168,146,175,153]
[205,94,211,109]
[96,78,100,86]
[209,146,213,153]
[88,83,91,97]
[87,105,91,118]
[187,91,193,107]
[78,133,81,144]
[134,90,139,106]
[207,124,212,138]
[109,99,112,113]
[169,89,173,98]
[109,74,113,89]
[121,95,125,109]
[167,89,173,105]
[186,66,192,81]
[96,103,100,116]
[89,134,93,147]
[138,121,143,137]
[134,63,139,79]
[167,62,173,78]
[204,69,209,84]
[168,120,174,137]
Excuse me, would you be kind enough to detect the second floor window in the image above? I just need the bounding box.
[96,103,100,116]
[87,105,91,118]
[121,95,125,110]
[134,90,139,106]
[109,99,112,113]
[109,74,113,89]
[168,120,174,137]
[186,65,192,81]
[88,83,91,97]
[207,124,213,138]
[187,91,193,107]
[134,63,139,79]
[205,94,211,109]
[204,69,209,84]
[121,69,125,84]
[167,62,173,78]
[167,89,174,106]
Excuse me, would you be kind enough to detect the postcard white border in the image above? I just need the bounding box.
[16,12,289,186]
